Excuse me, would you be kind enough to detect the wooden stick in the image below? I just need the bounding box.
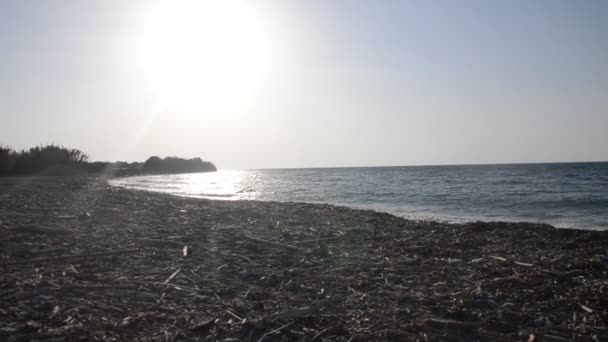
[2,248,139,266]
[30,248,67,255]
[7,224,74,235]
[543,334,573,342]
[136,238,183,248]
[127,280,201,292]
[295,237,341,245]
[226,309,244,322]
[257,321,294,342]
[514,261,534,267]
[164,269,181,284]
[424,318,484,329]
[548,269,586,280]
[61,284,138,291]
[243,235,304,252]
[490,256,507,262]
[266,297,335,321]
[56,215,77,220]
[311,327,332,341]
[231,253,259,265]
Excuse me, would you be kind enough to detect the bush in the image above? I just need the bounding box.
[0,144,217,176]
[0,144,90,176]
[0,146,17,175]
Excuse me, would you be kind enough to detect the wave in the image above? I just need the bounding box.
[109,163,608,230]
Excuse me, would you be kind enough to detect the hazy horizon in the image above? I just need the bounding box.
[1,0,607,169]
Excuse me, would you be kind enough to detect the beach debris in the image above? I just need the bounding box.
[1,176,607,341]
[79,212,91,220]
[423,318,484,330]
[490,255,507,262]
[164,269,181,284]
[257,321,294,342]
[225,309,244,323]
[2,248,140,266]
[7,224,75,235]
[295,236,341,245]
[136,238,183,248]
[242,234,305,252]
[56,215,77,220]
[266,297,337,321]
[231,253,258,265]
[514,261,534,267]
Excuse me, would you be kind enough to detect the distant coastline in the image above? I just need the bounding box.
[0,144,216,177]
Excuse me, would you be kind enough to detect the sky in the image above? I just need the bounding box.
[1,0,607,169]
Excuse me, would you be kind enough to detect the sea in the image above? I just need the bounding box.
[110,162,608,230]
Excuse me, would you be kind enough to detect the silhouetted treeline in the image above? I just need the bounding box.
[0,144,95,176]
[0,144,216,176]
[143,156,217,174]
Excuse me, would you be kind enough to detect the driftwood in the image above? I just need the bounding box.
[266,297,336,321]
[29,247,67,255]
[231,253,259,265]
[242,235,305,252]
[543,334,573,342]
[61,284,138,291]
[295,237,341,245]
[8,224,74,235]
[424,318,485,329]
[56,215,78,220]
[226,309,244,322]
[2,248,140,266]
[549,269,586,280]
[514,261,534,267]
[11,247,67,257]
[490,256,507,262]
[136,238,183,248]
[164,269,181,284]
[126,280,203,292]
[311,326,332,341]
[257,321,294,342]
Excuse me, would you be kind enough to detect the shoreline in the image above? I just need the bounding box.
[1,176,608,340]
[110,179,604,233]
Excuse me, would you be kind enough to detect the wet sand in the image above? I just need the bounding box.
[1,176,607,341]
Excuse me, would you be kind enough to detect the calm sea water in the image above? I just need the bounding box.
[110,162,608,230]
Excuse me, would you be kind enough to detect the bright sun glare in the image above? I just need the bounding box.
[136,0,275,114]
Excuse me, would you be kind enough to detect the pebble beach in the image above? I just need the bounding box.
[1,176,608,341]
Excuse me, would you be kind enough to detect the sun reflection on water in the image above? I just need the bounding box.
[181,170,255,200]
[110,164,608,229]
[110,170,257,200]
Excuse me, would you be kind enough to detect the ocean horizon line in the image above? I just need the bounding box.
[225,160,608,172]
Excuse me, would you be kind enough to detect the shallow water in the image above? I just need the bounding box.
[110,162,608,230]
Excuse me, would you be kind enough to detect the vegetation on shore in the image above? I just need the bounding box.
[0,144,216,176]
[143,156,216,174]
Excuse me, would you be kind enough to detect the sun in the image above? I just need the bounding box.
[135,0,276,114]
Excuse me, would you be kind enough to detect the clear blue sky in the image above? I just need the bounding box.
[1,0,606,168]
